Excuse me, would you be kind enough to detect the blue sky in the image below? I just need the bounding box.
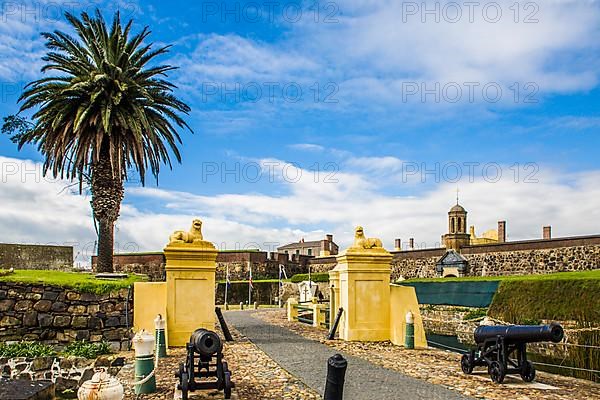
[1,0,600,264]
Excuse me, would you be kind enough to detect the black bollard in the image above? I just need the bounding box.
[327,307,344,340]
[324,354,347,400]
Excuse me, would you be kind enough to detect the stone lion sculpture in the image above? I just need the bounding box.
[169,219,204,244]
[351,226,383,249]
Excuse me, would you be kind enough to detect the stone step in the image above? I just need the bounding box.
[0,379,55,400]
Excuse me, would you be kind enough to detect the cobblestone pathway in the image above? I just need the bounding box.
[252,309,600,400]
[225,310,473,400]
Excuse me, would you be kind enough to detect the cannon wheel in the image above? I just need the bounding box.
[224,371,232,399]
[520,361,536,382]
[461,354,473,374]
[489,361,506,384]
[180,371,189,400]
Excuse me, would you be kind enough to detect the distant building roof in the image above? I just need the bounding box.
[278,240,323,250]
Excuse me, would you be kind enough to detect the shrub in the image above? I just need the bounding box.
[0,342,56,358]
[63,341,112,359]
[290,273,330,283]
[462,308,488,320]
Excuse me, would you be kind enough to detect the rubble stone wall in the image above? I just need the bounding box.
[0,243,73,271]
[0,282,132,351]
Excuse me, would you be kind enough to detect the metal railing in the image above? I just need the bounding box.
[320,307,331,329]
[294,304,314,325]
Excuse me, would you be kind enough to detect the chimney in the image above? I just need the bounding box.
[497,221,506,243]
[409,238,415,250]
[326,234,333,242]
[543,226,552,240]
[394,238,402,251]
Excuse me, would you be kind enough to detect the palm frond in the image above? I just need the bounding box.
[17,9,191,186]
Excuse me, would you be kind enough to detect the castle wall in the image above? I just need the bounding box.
[94,251,314,281]
[392,235,600,279]
[0,243,73,271]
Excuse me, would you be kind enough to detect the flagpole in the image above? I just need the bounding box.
[248,265,252,306]
[224,265,229,306]
[278,265,282,308]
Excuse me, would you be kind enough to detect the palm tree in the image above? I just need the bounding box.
[10,10,191,272]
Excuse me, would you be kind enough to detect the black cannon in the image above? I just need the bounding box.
[461,322,564,384]
[175,328,234,399]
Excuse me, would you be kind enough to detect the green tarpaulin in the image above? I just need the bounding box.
[398,281,500,307]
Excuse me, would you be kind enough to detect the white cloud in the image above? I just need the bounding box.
[345,156,404,173]
[174,33,319,84]
[288,143,325,152]
[2,154,599,266]
[173,0,600,110]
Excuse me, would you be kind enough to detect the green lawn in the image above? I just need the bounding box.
[0,270,146,294]
[403,269,600,283]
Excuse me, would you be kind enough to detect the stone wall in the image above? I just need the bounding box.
[306,257,337,273]
[421,305,591,364]
[0,243,73,271]
[216,251,310,281]
[391,249,445,280]
[464,244,600,276]
[392,236,600,279]
[420,305,479,338]
[0,282,132,351]
[93,253,165,281]
[95,251,314,282]
[0,355,124,393]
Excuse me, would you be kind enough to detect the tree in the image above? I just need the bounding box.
[3,10,191,272]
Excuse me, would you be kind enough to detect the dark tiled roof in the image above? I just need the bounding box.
[278,240,323,249]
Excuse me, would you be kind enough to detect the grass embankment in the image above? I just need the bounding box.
[290,273,329,283]
[0,270,145,294]
[490,276,600,382]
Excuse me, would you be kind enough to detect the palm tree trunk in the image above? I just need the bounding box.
[96,219,115,273]
[91,147,124,273]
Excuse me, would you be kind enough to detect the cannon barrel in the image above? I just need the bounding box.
[190,328,222,356]
[474,322,564,345]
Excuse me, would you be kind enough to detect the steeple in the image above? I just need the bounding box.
[443,200,470,251]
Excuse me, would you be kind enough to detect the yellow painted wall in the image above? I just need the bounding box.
[389,285,427,348]
[164,242,218,346]
[333,248,392,341]
[133,282,167,335]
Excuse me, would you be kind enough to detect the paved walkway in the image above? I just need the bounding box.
[225,311,474,400]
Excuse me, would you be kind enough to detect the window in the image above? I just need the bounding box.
[458,217,462,232]
[451,218,455,233]
[308,248,312,256]
[295,250,300,255]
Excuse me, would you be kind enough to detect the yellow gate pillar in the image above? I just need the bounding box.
[332,226,392,341]
[164,219,218,346]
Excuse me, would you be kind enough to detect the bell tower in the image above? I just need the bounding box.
[443,202,470,251]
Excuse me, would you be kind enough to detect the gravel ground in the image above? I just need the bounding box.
[117,324,320,400]
[253,309,600,400]
[225,310,473,400]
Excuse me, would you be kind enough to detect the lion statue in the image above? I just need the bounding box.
[169,219,204,244]
[351,226,383,249]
